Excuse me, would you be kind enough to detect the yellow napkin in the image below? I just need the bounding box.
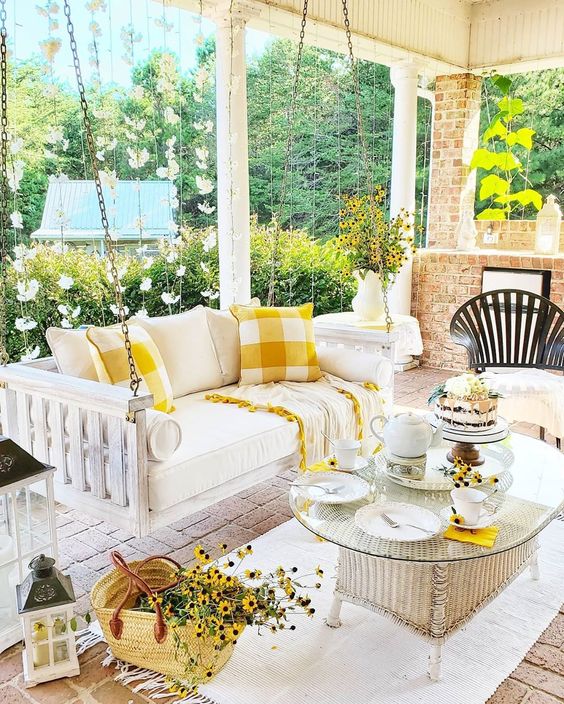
[443,525,499,548]
[306,459,337,473]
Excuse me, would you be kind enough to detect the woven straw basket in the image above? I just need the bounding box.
[91,555,237,681]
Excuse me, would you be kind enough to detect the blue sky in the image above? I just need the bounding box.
[10,0,271,88]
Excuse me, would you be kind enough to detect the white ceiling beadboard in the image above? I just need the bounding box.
[164,0,564,75]
[469,0,564,73]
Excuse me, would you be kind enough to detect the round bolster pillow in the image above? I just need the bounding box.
[316,347,394,389]
[145,409,183,462]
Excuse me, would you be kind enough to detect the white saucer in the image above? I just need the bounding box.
[355,502,441,542]
[291,471,371,504]
[326,455,369,473]
[439,506,497,530]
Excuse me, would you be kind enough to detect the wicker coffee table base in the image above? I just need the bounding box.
[326,538,539,681]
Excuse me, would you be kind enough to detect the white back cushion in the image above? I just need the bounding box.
[130,306,223,398]
[46,327,99,381]
[205,308,241,385]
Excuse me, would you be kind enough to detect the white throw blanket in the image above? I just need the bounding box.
[211,374,385,468]
[484,369,564,438]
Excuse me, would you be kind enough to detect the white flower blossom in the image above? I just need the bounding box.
[140,277,152,292]
[131,85,145,100]
[51,241,69,254]
[13,244,36,261]
[58,275,74,290]
[110,303,129,317]
[166,250,178,263]
[96,150,105,161]
[10,211,23,229]
[156,160,179,180]
[200,261,209,274]
[203,230,217,252]
[127,147,150,169]
[60,318,72,329]
[135,307,149,318]
[164,106,180,125]
[8,160,24,191]
[168,220,179,234]
[196,175,213,195]
[16,279,40,302]
[201,289,220,300]
[99,169,118,191]
[143,256,154,270]
[21,346,40,362]
[46,127,64,144]
[161,292,180,306]
[10,137,23,155]
[175,265,186,277]
[15,317,38,332]
[194,67,209,91]
[197,201,215,215]
[12,259,24,273]
[136,244,148,255]
[71,305,81,318]
[57,304,69,316]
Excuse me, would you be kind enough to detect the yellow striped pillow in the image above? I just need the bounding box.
[230,303,322,385]
[86,324,174,413]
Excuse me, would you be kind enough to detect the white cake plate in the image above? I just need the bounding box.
[428,414,509,466]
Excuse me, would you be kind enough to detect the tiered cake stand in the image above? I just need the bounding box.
[429,416,509,466]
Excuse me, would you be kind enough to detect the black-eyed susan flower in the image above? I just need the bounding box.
[327,456,338,468]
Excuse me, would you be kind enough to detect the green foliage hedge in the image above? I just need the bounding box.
[7,221,354,362]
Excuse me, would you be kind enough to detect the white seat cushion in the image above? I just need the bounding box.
[130,306,224,397]
[148,386,297,511]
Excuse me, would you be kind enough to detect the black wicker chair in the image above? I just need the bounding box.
[450,288,564,447]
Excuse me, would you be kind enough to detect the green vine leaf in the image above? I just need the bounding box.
[479,174,510,200]
[496,152,522,170]
[470,149,500,171]
[69,617,78,632]
[476,207,509,221]
[505,127,535,150]
[483,118,508,143]
[497,96,524,120]
[491,75,512,95]
[495,189,543,210]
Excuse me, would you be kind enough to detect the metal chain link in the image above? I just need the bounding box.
[267,0,308,306]
[341,0,392,334]
[63,0,140,394]
[0,0,10,365]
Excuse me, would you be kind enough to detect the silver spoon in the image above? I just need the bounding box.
[380,512,436,535]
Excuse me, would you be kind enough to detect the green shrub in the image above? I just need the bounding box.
[6,221,354,361]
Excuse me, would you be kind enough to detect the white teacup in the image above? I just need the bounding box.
[450,487,494,525]
[333,439,361,470]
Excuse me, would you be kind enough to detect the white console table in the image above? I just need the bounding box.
[314,312,423,374]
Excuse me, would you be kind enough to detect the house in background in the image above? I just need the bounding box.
[32,179,175,255]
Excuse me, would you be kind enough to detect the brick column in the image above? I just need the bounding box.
[427,74,481,249]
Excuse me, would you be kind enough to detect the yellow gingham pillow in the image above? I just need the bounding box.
[230,303,322,385]
[86,324,174,413]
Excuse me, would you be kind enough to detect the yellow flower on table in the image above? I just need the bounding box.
[241,594,258,613]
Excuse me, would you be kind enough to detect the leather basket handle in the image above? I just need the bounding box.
[108,551,183,644]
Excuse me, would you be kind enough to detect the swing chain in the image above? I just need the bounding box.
[0,0,10,366]
[267,0,308,306]
[63,0,140,395]
[341,0,392,334]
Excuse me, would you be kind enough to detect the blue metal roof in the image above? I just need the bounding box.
[32,179,174,241]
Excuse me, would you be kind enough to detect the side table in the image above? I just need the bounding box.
[313,312,423,373]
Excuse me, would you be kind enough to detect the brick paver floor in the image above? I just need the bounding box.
[0,365,562,703]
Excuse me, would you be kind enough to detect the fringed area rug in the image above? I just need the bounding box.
[79,518,564,704]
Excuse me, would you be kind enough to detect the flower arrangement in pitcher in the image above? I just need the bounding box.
[136,542,323,694]
[335,188,417,288]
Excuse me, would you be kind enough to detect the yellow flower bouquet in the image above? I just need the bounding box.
[132,543,323,695]
[336,188,417,289]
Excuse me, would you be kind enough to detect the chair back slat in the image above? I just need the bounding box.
[450,288,564,371]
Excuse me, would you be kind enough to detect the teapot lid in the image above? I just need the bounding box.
[395,412,425,425]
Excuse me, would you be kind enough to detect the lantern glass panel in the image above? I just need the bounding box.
[0,493,17,634]
[15,482,52,556]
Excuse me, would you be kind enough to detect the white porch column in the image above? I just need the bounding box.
[213,1,254,308]
[388,63,419,319]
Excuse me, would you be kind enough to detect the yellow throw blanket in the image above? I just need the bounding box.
[207,374,384,472]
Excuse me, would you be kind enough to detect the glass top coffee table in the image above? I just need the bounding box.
[289,433,564,680]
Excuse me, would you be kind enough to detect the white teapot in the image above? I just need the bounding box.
[370,412,443,459]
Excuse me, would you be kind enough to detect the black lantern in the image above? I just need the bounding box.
[16,554,79,686]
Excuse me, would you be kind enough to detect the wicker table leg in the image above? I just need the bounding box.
[326,596,343,628]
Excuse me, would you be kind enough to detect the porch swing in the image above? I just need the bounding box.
[0,0,393,537]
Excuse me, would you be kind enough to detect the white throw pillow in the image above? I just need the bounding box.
[46,327,99,381]
[129,306,223,398]
[145,409,182,461]
[316,347,394,389]
[205,299,260,386]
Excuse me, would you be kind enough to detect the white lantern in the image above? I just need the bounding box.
[535,194,562,255]
[16,554,80,686]
[0,436,58,654]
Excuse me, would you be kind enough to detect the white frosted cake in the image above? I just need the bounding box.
[431,373,498,430]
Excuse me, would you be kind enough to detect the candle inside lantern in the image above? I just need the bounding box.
[31,621,49,668]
